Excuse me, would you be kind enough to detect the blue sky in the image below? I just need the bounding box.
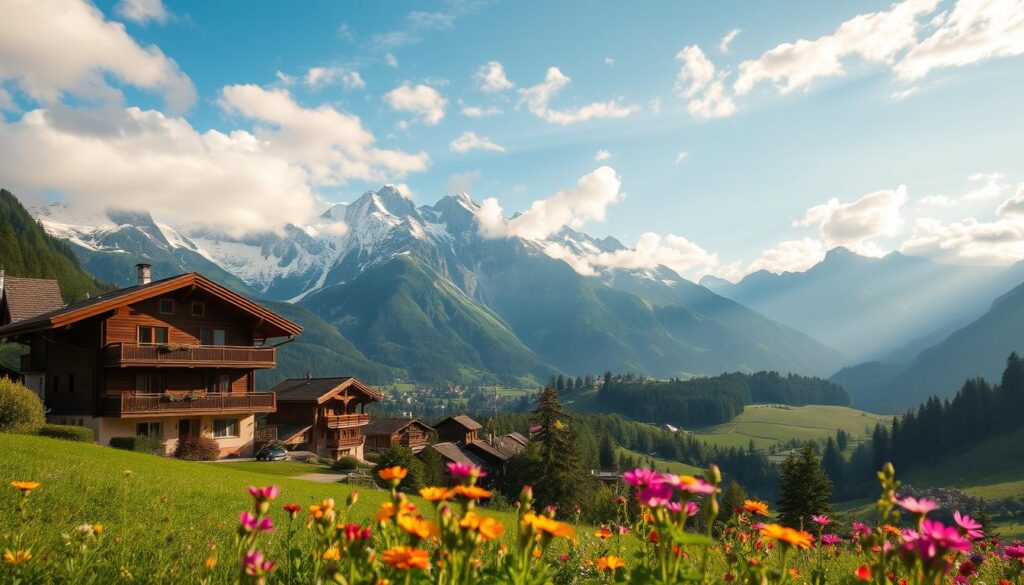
[2,0,1024,280]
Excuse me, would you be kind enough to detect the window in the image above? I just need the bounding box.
[199,328,226,346]
[191,301,205,317]
[213,419,238,438]
[158,298,175,315]
[136,422,162,437]
[135,373,164,393]
[138,326,169,345]
[206,374,231,394]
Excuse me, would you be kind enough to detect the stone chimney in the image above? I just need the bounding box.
[136,263,152,285]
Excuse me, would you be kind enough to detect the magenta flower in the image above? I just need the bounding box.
[247,485,279,502]
[1005,544,1024,560]
[623,468,662,488]
[684,501,700,517]
[666,501,682,513]
[662,474,715,495]
[897,496,937,515]
[343,523,372,542]
[820,534,843,546]
[901,519,971,566]
[954,512,983,540]
[242,550,276,577]
[446,462,486,479]
[851,522,871,538]
[617,524,630,535]
[239,511,274,533]
[810,514,831,526]
[751,522,765,530]
[637,482,674,508]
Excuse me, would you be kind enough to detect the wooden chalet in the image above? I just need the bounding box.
[433,415,482,445]
[363,417,433,453]
[263,376,383,460]
[0,265,302,458]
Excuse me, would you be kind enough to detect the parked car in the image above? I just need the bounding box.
[255,445,289,461]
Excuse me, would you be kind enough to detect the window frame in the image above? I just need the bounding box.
[200,328,226,346]
[134,373,165,394]
[158,298,175,315]
[138,325,170,345]
[136,421,163,438]
[212,418,239,438]
[206,373,231,394]
[190,301,206,317]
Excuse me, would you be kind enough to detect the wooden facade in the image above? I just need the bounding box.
[363,418,434,453]
[433,415,483,446]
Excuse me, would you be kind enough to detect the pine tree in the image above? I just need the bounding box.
[565,377,575,393]
[598,434,618,470]
[836,429,849,452]
[777,445,833,529]
[717,480,748,528]
[531,388,588,515]
[821,437,844,496]
[556,375,566,393]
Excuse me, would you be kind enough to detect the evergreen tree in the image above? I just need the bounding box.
[531,388,588,515]
[717,480,748,528]
[575,376,585,391]
[821,437,844,497]
[598,434,619,470]
[777,445,833,528]
[836,429,849,452]
[556,375,566,393]
[565,377,575,393]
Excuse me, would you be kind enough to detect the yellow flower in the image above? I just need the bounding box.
[10,481,40,493]
[453,485,492,500]
[204,556,217,571]
[524,513,574,538]
[378,466,408,481]
[322,547,341,561]
[309,498,336,520]
[478,516,505,540]
[381,546,430,570]
[376,502,397,522]
[399,516,439,540]
[92,523,104,534]
[3,549,32,565]
[759,524,814,549]
[419,487,455,502]
[595,527,612,540]
[595,555,626,572]
[743,500,769,516]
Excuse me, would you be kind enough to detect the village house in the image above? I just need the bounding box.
[261,375,382,460]
[433,415,482,445]
[0,265,302,458]
[362,417,434,453]
[420,414,529,482]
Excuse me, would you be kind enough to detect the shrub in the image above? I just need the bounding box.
[331,455,363,471]
[374,444,425,492]
[302,454,322,465]
[39,423,95,442]
[0,377,45,434]
[174,435,221,461]
[110,435,164,454]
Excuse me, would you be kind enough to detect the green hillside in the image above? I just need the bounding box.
[901,426,1024,501]
[693,404,889,449]
[0,188,110,302]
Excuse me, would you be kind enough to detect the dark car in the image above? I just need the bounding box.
[255,446,289,461]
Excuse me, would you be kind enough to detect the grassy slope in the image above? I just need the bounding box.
[901,427,1024,501]
[693,405,890,450]
[616,446,704,475]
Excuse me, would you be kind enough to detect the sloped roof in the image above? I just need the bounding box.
[434,414,482,431]
[465,439,518,463]
[269,376,384,403]
[0,272,301,339]
[425,442,486,467]
[502,432,529,447]
[363,417,433,437]
[1,277,64,325]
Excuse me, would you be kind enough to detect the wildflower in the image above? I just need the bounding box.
[595,527,612,540]
[623,468,661,488]
[559,554,570,562]
[347,490,360,507]
[882,524,902,536]
[376,502,398,522]
[637,482,674,508]
[789,568,800,578]
[595,556,626,572]
[670,474,715,495]
[343,523,372,542]
[309,499,336,521]
[204,556,217,570]
[524,513,574,538]
[446,462,486,479]
[3,549,32,565]
[759,524,814,549]
[75,523,102,538]
[855,566,872,581]
[453,485,492,500]
[810,514,831,526]
[247,485,279,502]
[851,522,871,538]
[958,560,976,577]
[477,516,505,540]
[378,466,408,481]
[1005,544,1024,559]
[954,511,984,540]
[242,550,275,578]
[10,481,39,493]
[381,546,430,570]
[283,503,301,519]
[398,516,439,540]
[820,534,843,546]
[239,511,274,533]
[897,496,937,515]
[742,500,769,516]
[419,487,455,502]
[723,572,736,581]
[617,524,630,535]
[322,547,341,561]
[901,519,971,565]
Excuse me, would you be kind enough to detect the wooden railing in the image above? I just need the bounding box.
[103,343,276,368]
[327,433,364,447]
[323,413,370,429]
[103,392,276,416]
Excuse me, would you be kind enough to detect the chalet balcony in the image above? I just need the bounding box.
[102,392,276,418]
[323,413,370,429]
[326,433,364,448]
[103,343,276,369]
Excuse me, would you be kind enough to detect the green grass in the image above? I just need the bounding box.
[692,405,889,450]
[616,446,704,475]
[902,427,1024,501]
[215,461,338,477]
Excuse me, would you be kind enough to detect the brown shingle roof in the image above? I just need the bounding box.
[426,442,486,467]
[434,415,483,431]
[363,418,433,437]
[268,376,384,403]
[2,277,64,324]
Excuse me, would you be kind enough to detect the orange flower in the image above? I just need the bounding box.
[524,513,574,538]
[381,546,430,570]
[595,527,612,540]
[322,547,341,561]
[399,516,439,540]
[203,556,217,571]
[882,524,901,536]
[376,502,398,522]
[453,485,492,500]
[595,556,626,572]
[309,498,336,520]
[378,466,408,481]
[478,516,505,540]
[759,524,814,549]
[419,487,455,502]
[789,568,800,579]
[3,549,32,565]
[742,500,769,516]
[855,566,873,581]
[10,481,39,493]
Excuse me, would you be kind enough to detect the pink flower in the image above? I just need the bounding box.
[239,511,274,533]
[617,525,630,535]
[623,468,662,488]
[528,424,543,433]
[811,514,831,526]
[663,474,715,495]
[684,502,700,517]
[446,462,486,479]
[897,496,937,515]
[559,554,570,562]
[901,519,971,566]
[247,485,279,502]
[751,522,766,531]
[851,522,871,538]
[637,482,674,508]
[820,534,843,546]
[954,512,983,540]
[343,523,371,542]
[242,550,276,577]
[666,501,682,513]
[1006,544,1024,559]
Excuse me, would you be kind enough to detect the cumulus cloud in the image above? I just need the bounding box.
[918,194,957,207]
[962,172,1009,201]
[746,238,828,274]
[518,67,634,125]
[604,57,615,66]
[304,67,365,91]
[383,82,447,126]
[0,0,196,111]
[116,0,169,25]
[461,105,503,117]
[387,183,415,199]
[796,185,908,255]
[588,232,725,277]
[674,45,737,119]
[478,166,623,240]
[475,196,508,239]
[734,0,938,95]
[675,151,690,164]
[594,149,613,161]
[449,131,506,153]
[719,28,742,53]
[475,61,514,92]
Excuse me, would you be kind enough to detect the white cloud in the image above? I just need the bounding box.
[734,0,939,95]
[890,86,919,101]
[383,82,447,126]
[116,0,169,25]
[587,232,724,277]
[719,28,742,53]
[304,67,366,91]
[675,151,690,164]
[962,172,1009,201]
[605,57,615,66]
[407,11,456,30]
[445,170,481,194]
[478,166,623,240]
[594,149,613,161]
[674,45,737,119]
[895,0,1024,80]
[475,61,514,92]
[918,194,957,207]
[385,53,399,68]
[796,185,908,255]
[337,23,355,42]
[746,238,828,274]
[475,196,508,239]
[386,183,415,199]
[461,105,502,118]
[449,131,506,153]
[518,67,634,125]
[0,0,196,111]
[275,70,296,86]
[218,84,429,187]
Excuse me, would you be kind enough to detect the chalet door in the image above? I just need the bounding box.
[178,419,192,441]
